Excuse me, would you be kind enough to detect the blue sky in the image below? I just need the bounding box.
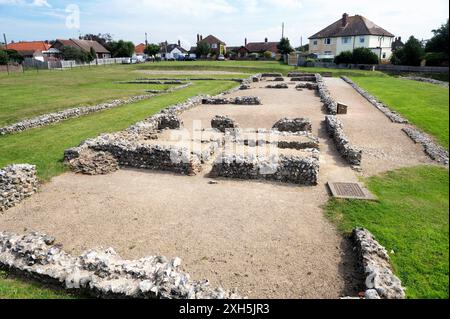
[1,0,448,48]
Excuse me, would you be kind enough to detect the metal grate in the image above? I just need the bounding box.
[327,182,376,200]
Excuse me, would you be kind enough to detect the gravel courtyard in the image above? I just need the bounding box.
[0,77,432,298]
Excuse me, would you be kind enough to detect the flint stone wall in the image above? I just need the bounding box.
[288,72,315,77]
[266,83,288,89]
[340,76,408,123]
[404,76,449,88]
[290,76,316,82]
[261,73,282,77]
[325,115,362,165]
[211,154,319,185]
[352,228,406,299]
[295,83,318,90]
[273,77,284,81]
[202,96,261,105]
[234,130,319,150]
[402,127,449,165]
[0,231,241,299]
[272,118,312,132]
[316,74,338,114]
[0,164,38,212]
[211,115,238,133]
[68,150,119,175]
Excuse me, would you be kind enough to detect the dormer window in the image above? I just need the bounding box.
[324,38,331,45]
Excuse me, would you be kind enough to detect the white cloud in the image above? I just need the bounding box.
[31,0,51,7]
[0,0,51,6]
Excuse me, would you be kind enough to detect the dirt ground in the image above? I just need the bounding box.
[0,77,431,298]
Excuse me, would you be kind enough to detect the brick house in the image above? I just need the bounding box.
[51,39,111,59]
[196,34,226,55]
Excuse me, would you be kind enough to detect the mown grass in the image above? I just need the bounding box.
[0,80,238,181]
[349,76,449,149]
[325,165,449,299]
[0,270,76,299]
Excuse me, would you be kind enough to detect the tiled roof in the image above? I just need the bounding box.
[53,39,110,54]
[135,43,146,54]
[7,41,51,52]
[245,42,279,53]
[199,35,225,45]
[309,14,394,39]
[159,43,188,54]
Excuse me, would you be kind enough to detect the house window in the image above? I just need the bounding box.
[359,37,365,43]
[324,51,332,55]
[382,53,386,59]
[324,38,331,45]
[341,37,351,44]
[211,43,218,49]
[313,40,318,45]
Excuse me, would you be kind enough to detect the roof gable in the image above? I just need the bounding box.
[7,41,51,52]
[199,35,225,45]
[135,43,146,54]
[309,14,394,39]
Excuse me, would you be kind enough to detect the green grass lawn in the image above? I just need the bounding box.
[0,80,238,181]
[326,165,449,299]
[0,270,75,299]
[349,76,449,149]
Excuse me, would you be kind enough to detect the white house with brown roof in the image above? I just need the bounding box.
[309,13,395,61]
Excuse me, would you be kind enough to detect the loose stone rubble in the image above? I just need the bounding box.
[67,150,119,175]
[266,83,289,89]
[272,118,312,132]
[341,76,408,123]
[202,96,262,105]
[211,154,319,185]
[0,231,242,299]
[0,82,193,135]
[0,164,38,212]
[404,76,449,88]
[352,228,406,299]
[402,127,449,165]
[272,77,284,81]
[157,114,183,130]
[325,115,362,165]
[211,115,239,133]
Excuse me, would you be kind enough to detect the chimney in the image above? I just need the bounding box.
[197,34,200,42]
[245,38,247,46]
[342,13,349,27]
[178,40,181,46]
[200,35,203,41]
[265,37,268,43]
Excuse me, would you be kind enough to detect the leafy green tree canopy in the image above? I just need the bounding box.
[144,44,160,57]
[334,51,353,64]
[0,50,8,65]
[277,37,294,55]
[426,20,449,55]
[195,42,210,58]
[351,47,379,64]
[107,40,135,58]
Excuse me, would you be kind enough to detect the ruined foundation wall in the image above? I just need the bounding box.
[0,164,38,212]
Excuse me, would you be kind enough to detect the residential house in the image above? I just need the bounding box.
[245,38,280,58]
[196,34,226,56]
[51,39,111,59]
[308,13,395,61]
[135,43,147,57]
[6,41,51,61]
[391,37,405,51]
[159,41,188,60]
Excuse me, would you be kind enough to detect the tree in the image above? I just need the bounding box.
[144,44,160,57]
[4,49,24,63]
[351,47,379,64]
[296,44,309,52]
[334,51,353,64]
[426,20,449,55]
[195,42,210,58]
[89,47,97,61]
[0,50,8,65]
[402,36,425,66]
[390,48,405,65]
[60,46,91,63]
[263,51,273,59]
[277,37,294,55]
[107,40,135,57]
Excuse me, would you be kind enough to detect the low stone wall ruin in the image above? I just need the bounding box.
[272,118,312,132]
[202,96,261,105]
[325,115,362,166]
[266,83,288,89]
[211,154,319,185]
[211,115,239,133]
[290,76,316,82]
[316,74,338,115]
[0,231,241,299]
[0,164,38,212]
[295,83,318,90]
[404,76,449,88]
[352,228,406,299]
[287,72,315,77]
[340,76,408,123]
[261,73,282,77]
[402,127,449,165]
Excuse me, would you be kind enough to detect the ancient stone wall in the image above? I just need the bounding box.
[211,115,239,133]
[0,164,38,212]
[404,76,449,88]
[352,228,406,299]
[402,127,449,165]
[202,96,261,105]
[261,73,282,77]
[266,83,288,89]
[0,231,241,299]
[211,154,319,185]
[272,118,312,132]
[316,74,338,114]
[325,115,362,166]
[295,83,318,90]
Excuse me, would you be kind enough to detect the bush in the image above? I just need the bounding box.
[352,47,379,64]
[390,49,404,65]
[0,50,9,65]
[402,36,425,66]
[334,51,353,64]
[424,52,449,66]
[263,51,273,59]
[60,46,92,63]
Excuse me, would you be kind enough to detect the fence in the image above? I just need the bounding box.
[22,57,130,70]
[0,64,23,73]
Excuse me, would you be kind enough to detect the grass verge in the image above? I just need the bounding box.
[349,76,449,149]
[325,165,449,299]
